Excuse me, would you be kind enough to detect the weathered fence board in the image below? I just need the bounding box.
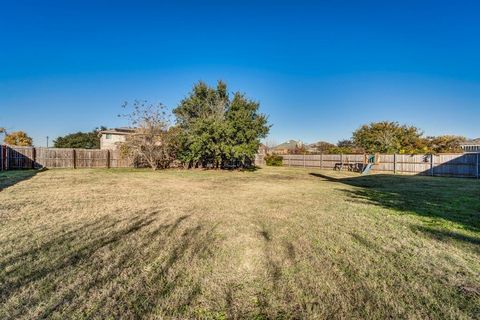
[36,148,75,168]
[0,145,4,170]
[5,146,36,169]
[75,149,109,168]
[110,150,135,168]
[254,154,265,166]
[0,146,135,169]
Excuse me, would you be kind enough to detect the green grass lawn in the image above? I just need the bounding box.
[0,167,479,319]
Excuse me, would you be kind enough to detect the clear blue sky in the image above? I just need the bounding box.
[1,0,479,146]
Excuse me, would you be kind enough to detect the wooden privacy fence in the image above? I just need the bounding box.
[255,153,480,178]
[254,154,266,167]
[1,145,479,178]
[0,145,134,170]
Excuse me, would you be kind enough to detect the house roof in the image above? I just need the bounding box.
[99,127,135,135]
[273,140,300,150]
[460,138,480,146]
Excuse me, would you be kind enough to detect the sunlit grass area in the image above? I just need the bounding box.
[0,167,479,319]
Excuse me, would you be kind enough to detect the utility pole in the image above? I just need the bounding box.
[46,136,49,148]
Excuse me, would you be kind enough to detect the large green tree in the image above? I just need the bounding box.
[173,81,270,168]
[426,135,466,153]
[329,139,365,154]
[352,121,426,154]
[53,127,105,149]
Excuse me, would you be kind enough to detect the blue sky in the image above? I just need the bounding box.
[1,0,479,146]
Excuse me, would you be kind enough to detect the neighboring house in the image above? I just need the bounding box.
[99,127,134,150]
[271,140,303,155]
[460,138,480,153]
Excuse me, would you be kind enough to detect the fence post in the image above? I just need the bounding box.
[303,154,306,167]
[6,146,9,170]
[340,154,343,170]
[32,147,36,169]
[73,149,77,169]
[320,153,323,169]
[106,150,110,169]
[393,154,397,174]
[477,153,479,179]
[430,154,434,176]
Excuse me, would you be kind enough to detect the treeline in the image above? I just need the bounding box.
[302,121,467,155]
[53,127,106,149]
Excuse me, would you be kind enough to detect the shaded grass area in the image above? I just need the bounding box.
[310,173,480,233]
[0,169,39,191]
[0,167,479,319]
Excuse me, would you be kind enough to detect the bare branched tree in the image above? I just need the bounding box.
[263,138,278,151]
[119,101,180,170]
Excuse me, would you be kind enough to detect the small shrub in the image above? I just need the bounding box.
[265,154,283,166]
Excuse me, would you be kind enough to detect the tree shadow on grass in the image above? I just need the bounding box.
[0,169,42,191]
[0,212,157,302]
[220,165,261,172]
[252,223,303,319]
[240,165,262,172]
[124,222,217,319]
[309,172,480,233]
[412,225,480,254]
[0,211,219,319]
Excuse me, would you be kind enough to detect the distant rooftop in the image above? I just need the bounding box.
[273,140,301,150]
[99,127,135,135]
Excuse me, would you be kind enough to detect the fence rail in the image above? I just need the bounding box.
[256,153,480,178]
[1,145,479,178]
